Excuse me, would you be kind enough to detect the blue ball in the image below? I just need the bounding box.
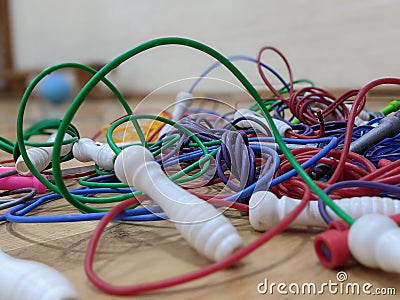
[39,72,72,104]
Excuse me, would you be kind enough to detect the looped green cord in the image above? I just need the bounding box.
[93,165,113,175]
[107,114,215,183]
[150,134,180,157]
[17,73,214,212]
[171,148,218,184]
[16,62,133,212]
[106,114,209,154]
[59,114,215,208]
[13,119,80,161]
[0,136,15,154]
[18,37,354,224]
[13,119,80,173]
[79,175,127,189]
[24,138,78,147]
[23,119,79,136]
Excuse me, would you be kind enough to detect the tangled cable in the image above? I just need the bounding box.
[0,37,398,296]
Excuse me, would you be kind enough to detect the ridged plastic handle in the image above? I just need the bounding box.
[350,115,400,154]
[249,191,400,230]
[158,91,193,137]
[234,109,291,136]
[345,103,371,126]
[171,91,193,121]
[16,133,73,176]
[72,138,115,170]
[114,145,243,262]
[0,249,79,300]
[348,214,400,273]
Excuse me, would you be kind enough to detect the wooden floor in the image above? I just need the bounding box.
[0,92,399,299]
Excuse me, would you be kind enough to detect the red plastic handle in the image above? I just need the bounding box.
[314,215,400,269]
